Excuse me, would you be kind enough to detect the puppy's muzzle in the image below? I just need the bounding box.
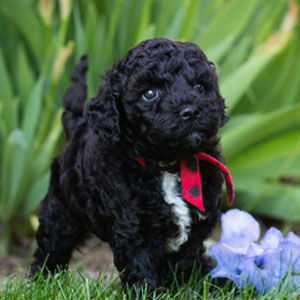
[180,105,201,120]
[187,132,203,147]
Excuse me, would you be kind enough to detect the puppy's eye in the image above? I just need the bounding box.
[194,84,205,93]
[142,90,158,101]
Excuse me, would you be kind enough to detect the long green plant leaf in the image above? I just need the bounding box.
[230,130,300,178]
[22,78,44,147]
[74,4,87,62]
[23,172,50,216]
[164,2,189,40]
[237,183,300,222]
[134,0,152,44]
[222,104,300,159]
[0,0,44,63]
[0,46,16,132]
[6,129,27,219]
[16,45,35,106]
[197,0,259,56]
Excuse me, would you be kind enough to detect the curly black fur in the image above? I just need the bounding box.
[31,38,229,294]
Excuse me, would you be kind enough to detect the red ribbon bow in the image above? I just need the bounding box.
[135,152,234,212]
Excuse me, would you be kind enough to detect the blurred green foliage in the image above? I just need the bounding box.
[0,0,299,254]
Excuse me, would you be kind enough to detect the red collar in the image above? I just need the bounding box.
[134,152,234,212]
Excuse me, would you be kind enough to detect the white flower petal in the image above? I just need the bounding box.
[261,227,283,249]
[221,209,260,242]
[286,232,300,246]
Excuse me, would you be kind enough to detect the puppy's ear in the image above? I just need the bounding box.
[84,83,121,144]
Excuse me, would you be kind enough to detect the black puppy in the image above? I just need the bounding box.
[31,38,233,293]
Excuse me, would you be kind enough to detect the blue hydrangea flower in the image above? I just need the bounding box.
[209,209,300,294]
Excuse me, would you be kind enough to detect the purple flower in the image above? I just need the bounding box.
[209,209,300,294]
[209,242,257,288]
[221,209,260,243]
[220,209,260,255]
[287,231,300,246]
[260,227,283,249]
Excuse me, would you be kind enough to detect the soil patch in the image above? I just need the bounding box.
[0,235,114,279]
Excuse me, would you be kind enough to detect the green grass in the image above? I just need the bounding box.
[0,268,299,300]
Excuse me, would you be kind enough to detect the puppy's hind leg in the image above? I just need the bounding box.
[30,162,88,276]
[30,194,88,276]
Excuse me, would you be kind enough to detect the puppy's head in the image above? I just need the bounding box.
[84,38,228,160]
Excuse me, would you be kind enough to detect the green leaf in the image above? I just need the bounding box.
[84,2,98,51]
[9,129,27,150]
[179,0,201,41]
[253,38,300,111]
[117,0,135,52]
[22,172,50,216]
[33,109,63,176]
[104,0,124,65]
[229,130,300,178]
[6,129,27,218]
[164,2,189,40]
[222,104,300,160]
[205,36,234,63]
[0,0,44,63]
[220,50,275,112]
[22,78,44,147]
[197,0,259,52]
[155,0,180,37]
[16,45,35,105]
[219,37,251,80]
[253,0,286,46]
[134,0,152,44]
[0,136,10,217]
[236,183,300,222]
[74,4,87,62]
[85,2,105,95]
[87,16,105,96]
[279,52,300,106]
[0,46,16,132]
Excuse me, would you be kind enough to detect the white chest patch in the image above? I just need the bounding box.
[162,172,192,252]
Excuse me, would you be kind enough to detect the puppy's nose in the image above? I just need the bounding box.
[180,106,200,120]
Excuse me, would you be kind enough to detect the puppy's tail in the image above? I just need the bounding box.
[62,54,88,140]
